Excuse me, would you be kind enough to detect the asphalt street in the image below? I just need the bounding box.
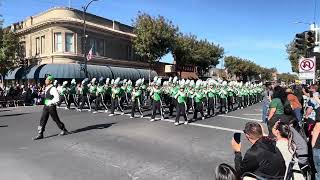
[0,103,264,180]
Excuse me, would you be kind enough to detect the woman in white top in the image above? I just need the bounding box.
[272,121,305,180]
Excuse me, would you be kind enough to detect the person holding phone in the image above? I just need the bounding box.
[231,122,286,179]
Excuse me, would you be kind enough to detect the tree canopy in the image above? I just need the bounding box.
[224,56,277,81]
[133,12,178,64]
[0,29,20,77]
[286,41,301,73]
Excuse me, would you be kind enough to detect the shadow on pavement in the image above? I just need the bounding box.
[43,134,59,139]
[0,113,30,118]
[0,125,8,127]
[71,123,116,134]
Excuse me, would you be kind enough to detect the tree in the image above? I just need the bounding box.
[171,33,197,76]
[225,56,276,82]
[260,67,277,81]
[133,12,178,65]
[0,29,20,80]
[277,73,298,83]
[286,41,302,73]
[193,39,224,77]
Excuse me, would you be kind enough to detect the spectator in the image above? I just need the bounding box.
[311,111,320,180]
[262,82,273,124]
[286,88,302,124]
[215,163,239,180]
[231,122,286,179]
[268,86,286,134]
[272,121,305,179]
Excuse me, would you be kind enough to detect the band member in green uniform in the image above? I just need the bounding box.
[175,81,188,126]
[150,78,164,121]
[94,77,108,113]
[109,78,124,116]
[130,79,143,118]
[219,81,228,114]
[78,78,90,112]
[68,79,78,109]
[206,80,216,117]
[57,81,69,108]
[193,80,205,120]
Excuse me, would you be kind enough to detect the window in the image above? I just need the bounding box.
[41,36,45,54]
[88,38,97,55]
[65,33,74,52]
[54,32,62,52]
[19,42,26,57]
[36,37,40,55]
[96,40,104,56]
[127,45,132,60]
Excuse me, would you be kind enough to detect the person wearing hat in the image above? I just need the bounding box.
[68,79,78,109]
[33,75,69,140]
[174,84,188,125]
[94,78,108,113]
[207,83,216,117]
[227,83,235,112]
[130,79,143,118]
[169,77,179,117]
[150,79,164,121]
[89,78,98,112]
[219,82,228,114]
[109,78,123,116]
[77,78,90,112]
[193,84,205,120]
[57,81,69,108]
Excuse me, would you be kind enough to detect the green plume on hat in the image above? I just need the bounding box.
[46,75,54,81]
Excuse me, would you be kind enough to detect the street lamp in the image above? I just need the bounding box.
[82,0,98,78]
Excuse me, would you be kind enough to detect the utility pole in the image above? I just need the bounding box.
[82,0,98,78]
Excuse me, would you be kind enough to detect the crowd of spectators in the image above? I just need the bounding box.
[0,83,46,107]
[215,83,320,180]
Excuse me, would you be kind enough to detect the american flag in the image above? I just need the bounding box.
[86,46,93,61]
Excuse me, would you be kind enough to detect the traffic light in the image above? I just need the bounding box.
[295,32,306,50]
[305,30,316,49]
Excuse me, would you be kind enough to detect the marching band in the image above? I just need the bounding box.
[55,76,264,126]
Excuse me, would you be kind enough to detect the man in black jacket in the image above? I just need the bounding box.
[231,122,286,179]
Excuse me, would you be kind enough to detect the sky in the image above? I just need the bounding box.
[1,0,319,73]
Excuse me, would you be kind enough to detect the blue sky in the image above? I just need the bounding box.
[1,0,319,73]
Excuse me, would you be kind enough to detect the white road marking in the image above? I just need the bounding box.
[127,115,243,133]
[243,114,262,116]
[60,106,244,133]
[218,115,262,122]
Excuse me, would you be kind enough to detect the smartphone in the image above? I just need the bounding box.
[233,133,241,144]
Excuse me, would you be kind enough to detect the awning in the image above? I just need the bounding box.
[38,64,113,79]
[136,69,157,80]
[26,64,45,79]
[5,64,158,81]
[5,67,22,80]
[108,66,141,81]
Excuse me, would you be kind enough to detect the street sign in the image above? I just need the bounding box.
[299,57,316,81]
[299,57,316,73]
